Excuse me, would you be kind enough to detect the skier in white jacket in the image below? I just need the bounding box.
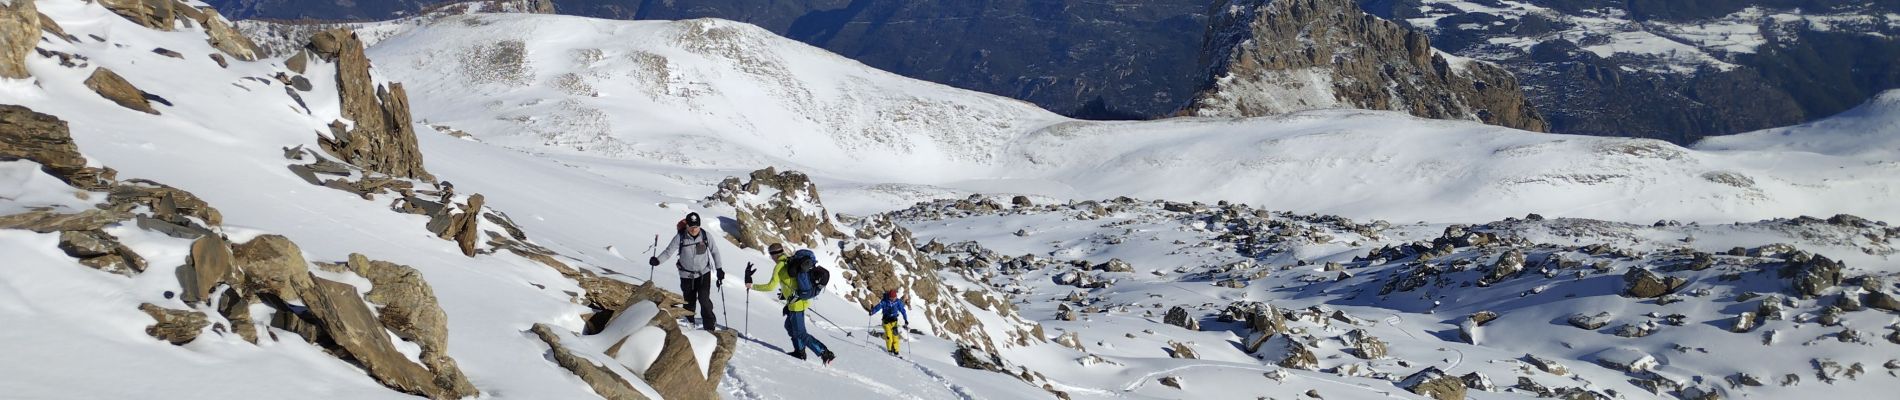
[650,212,725,331]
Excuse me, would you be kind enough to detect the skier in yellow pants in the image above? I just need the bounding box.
[867,289,910,355]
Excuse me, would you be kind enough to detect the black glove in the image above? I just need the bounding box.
[716,268,726,287]
[781,305,790,316]
[647,256,660,266]
[744,263,757,284]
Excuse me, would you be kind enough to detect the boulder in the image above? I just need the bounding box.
[1622,268,1683,298]
[344,254,478,398]
[1525,354,1568,375]
[1054,331,1085,352]
[1163,306,1198,331]
[1400,367,1466,400]
[1095,258,1134,273]
[57,230,115,257]
[531,324,648,400]
[137,303,207,345]
[304,277,454,398]
[1159,376,1183,390]
[84,68,159,114]
[1567,312,1612,330]
[0,0,36,79]
[1731,312,1757,333]
[1345,329,1387,359]
[182,235,235,302]
[1166,341,1198,359]
[230,235,317,301]
[1867,292,1900,313]
[1479,249,1524,286]
[1277,340,1319,370]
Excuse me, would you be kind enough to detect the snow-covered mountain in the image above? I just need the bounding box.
[4,1,1900,400]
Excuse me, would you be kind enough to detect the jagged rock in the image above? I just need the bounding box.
[530,324,648,400]
[0,209,133,233]
[1011,195,1033,207]
[1163,306,1198,331]
[643,320,737,400]
[1836,293,1865,311]
[84,68,159,115]
[57,230,115,257]
[311,29,431,180]
[1479,249,1524,286]
[152,47,183,58]
[1567,312,1612,330]
[1159,375,1183,389]
[1344,329,1387,359]
[0,105,117,189]
[1461,372,1495,391]
[1190,0,1547,131]
[285,49,310,74]
[98,0,179,30]
[0,0,36,79]
[190,6,260,61]
[106,180,223,227]
[1623,268,1684,298]
[953,345,1007,372]
[1277,340,1319,370]
[305,277,456,398]
[429,194,486,257]
[343,254,478,398]
[709,168,843,250]
[181,235,235,303]
[230,234,317,302]
[1400,367,1466,400]
[1789,255,1843,299]
[137,303,207,345]
[1166,341,1199,359]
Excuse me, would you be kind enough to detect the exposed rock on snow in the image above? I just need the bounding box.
[0,209,133,234]
[340,254,478,397]
[710,167,842,251]
[1399,367,1465,400]
[0,0,35,79]
[181,235,235,302]
[1567,312,1613,330]
[1623,268,1685,298]
[1191,0,1547,131]
[639,315,737,400]
[230,234,319,302]
[83,68,158,115]
[137,303,208,345]
[305,277,469,398]
[308,29,432,180]
[1163,306,1199,331]
[953,345,1007,372]
[530,324,648,400]
[0,105,113,189]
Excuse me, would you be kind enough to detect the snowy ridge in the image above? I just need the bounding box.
[1696,90,1900,157]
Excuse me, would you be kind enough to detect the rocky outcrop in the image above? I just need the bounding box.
[0,105,111,188]
[0,209,132,233]
[192,7,261,61]
[181,235,236,302]
[1788,255,1843,299]
[342,254,478,397]
[99,0,180,30]
[531,324,649,400]
[0,0,36,79]
[308,29,431,180]
[428,194,484,257]
[641,318,738,400]
[1188,0,1547,131]
[305,277,465,399]
[84,68,159,115]
[709,167,842,250]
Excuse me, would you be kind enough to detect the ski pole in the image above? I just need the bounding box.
[744,289,751,336]
[646,235,659,281]
[719,282,730,331]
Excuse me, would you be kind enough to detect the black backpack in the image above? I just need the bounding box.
[788,249,828,300]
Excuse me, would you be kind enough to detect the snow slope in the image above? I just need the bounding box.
[347,13,1900,224]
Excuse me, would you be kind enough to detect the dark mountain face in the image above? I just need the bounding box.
[207,0,441,21]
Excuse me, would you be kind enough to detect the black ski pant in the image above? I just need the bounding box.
[680,274,715,330]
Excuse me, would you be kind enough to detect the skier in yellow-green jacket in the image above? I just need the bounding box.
[746,243,836,364]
